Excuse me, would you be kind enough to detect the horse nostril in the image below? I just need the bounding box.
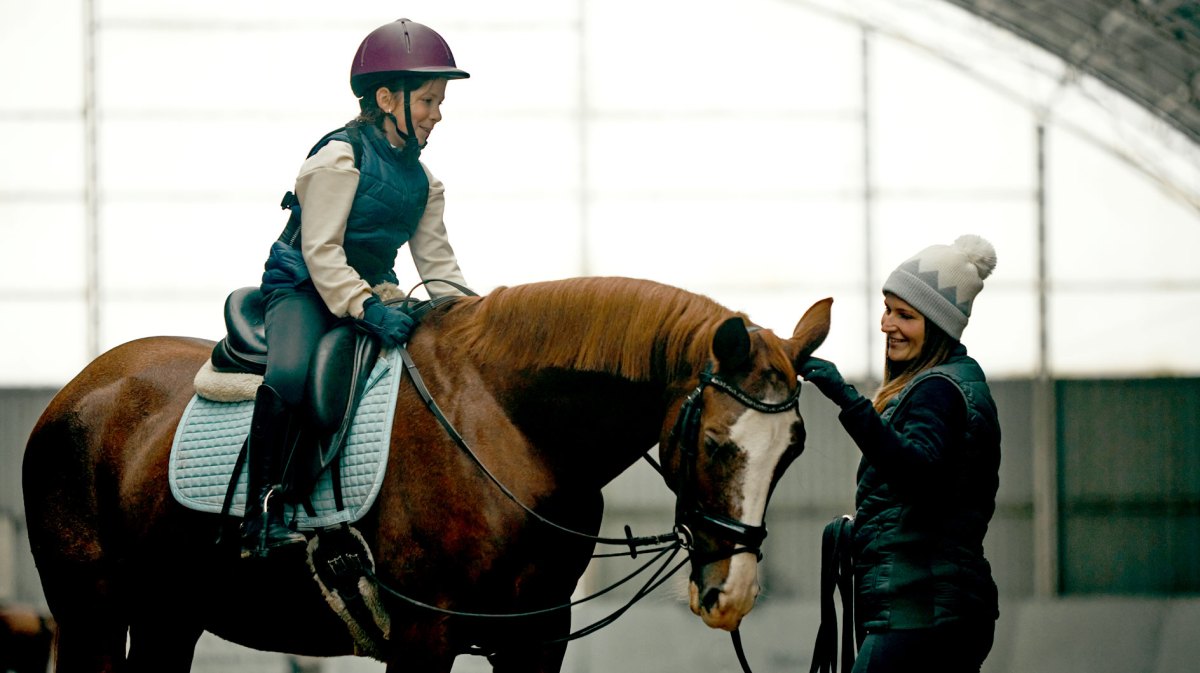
[701,587,722,613]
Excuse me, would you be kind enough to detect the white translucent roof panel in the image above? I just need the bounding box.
[1051,290,1200,376]
[0,120,86,193]
[99,297,228,349]
[98,0,579,25]
[97,202,271,295]
[97,119,303,197]
[0,299,91,386]
[402,197,584,291]
[871,38,1037,193]
[1048,128,1200,284]
[0,1,84,112]
[585,198,864,289]
[585,0,862,114]
[96,27,354,117]
[587,119,863,196]
[0,204,88,292]
[424,118,581,198]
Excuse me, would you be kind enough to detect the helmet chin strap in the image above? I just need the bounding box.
[384,85,424,152]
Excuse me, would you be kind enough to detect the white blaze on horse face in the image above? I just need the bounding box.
[695,405,796,628]
[728,405,797,529]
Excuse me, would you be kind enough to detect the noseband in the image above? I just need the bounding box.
[670,362,801,561]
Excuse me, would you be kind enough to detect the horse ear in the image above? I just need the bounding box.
[788,298,833,366]
[713,317,751,371]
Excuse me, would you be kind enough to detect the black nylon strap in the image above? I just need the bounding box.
[213,437,250,545]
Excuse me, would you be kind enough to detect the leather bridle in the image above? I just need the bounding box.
[669,362,802,562]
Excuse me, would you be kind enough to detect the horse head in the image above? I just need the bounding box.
[662,297,832,631]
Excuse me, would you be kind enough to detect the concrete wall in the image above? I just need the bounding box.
[0,388,57,605]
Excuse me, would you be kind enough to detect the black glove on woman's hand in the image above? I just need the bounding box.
[799,356,860,408]
[360,296,415,348]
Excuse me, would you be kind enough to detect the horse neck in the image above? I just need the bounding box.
[489,366,671,490]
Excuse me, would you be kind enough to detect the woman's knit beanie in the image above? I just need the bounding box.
[882,234,998,340]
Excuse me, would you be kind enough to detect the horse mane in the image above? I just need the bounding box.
[445,277,746,382]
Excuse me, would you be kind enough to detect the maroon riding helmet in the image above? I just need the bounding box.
[350,18,470,98]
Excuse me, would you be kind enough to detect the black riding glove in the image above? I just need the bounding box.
[360,296,415,348]
[799,357,861,408]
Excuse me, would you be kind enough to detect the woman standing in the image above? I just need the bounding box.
[241,18,472,558]
[801,235,1001,673]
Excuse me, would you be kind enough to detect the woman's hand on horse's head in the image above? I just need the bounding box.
[800,357,859,408]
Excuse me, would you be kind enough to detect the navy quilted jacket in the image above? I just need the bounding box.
[837,345,1001,631]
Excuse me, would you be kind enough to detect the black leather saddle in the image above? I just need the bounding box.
[211,287,270,375]
[209,287,381,498]
[207,286,462,499]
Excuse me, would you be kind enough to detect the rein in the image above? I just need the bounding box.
[396,347,680,550]
[393,345,796,671]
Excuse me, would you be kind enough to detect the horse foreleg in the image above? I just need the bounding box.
[52,617,127,673]
[486,643,568,673]
[384,652,455,673]
[125,618,203,673]
[484,609,570,673]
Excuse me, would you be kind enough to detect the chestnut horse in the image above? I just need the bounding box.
[23,276,831,673]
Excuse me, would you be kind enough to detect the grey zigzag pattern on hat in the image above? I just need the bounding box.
[882,234,996,340]
[897,258,969,313]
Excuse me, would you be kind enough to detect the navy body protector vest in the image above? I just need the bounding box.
[276,123,430,287]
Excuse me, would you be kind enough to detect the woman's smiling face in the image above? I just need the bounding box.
[881,293,926,363]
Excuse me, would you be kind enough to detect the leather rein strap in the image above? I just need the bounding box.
[396,346,677,549]
[810,515,857,673]
[397,337,797,673]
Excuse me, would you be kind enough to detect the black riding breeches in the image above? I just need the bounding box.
[262,288,336,408]
[851,621,995,673]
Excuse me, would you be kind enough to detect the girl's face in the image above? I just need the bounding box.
[377,79,448,147]
[881,293,926,363]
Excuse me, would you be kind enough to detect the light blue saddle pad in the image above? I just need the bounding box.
[169,349,403,529]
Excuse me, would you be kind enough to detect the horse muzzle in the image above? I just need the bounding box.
[675,511,767,631]
[688,553,760,631]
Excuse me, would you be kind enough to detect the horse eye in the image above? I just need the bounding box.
[704,436,737,461]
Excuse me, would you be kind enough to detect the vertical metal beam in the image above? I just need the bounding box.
[83,0,100,359]
[1032,120,1059,597]
[861,28,876,373]
[576,0,592,277]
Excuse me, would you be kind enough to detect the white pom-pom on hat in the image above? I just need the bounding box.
[953,234,998,280]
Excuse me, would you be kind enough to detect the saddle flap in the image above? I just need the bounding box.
[282,324,382,499]
[307,323,378,433]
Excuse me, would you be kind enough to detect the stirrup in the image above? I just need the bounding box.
[240,488,306,559]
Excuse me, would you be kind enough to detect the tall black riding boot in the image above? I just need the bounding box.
[240,384,307,559]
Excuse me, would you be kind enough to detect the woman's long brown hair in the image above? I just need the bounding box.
[872,309,958,413]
